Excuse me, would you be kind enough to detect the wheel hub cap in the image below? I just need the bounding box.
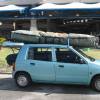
[17,75,28,87]
[95,79,100,91]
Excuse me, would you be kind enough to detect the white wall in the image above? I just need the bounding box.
[0,0,44,6]
[45,0,100,4]
[0,0,99,6]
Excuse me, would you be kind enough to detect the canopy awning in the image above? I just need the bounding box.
[30,2,100,19]
[0,5,26,12]
[0,5,28,19]
[31,2,100,10]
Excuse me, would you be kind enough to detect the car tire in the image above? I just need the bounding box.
[91,76,100,92]
[15,73,32,88]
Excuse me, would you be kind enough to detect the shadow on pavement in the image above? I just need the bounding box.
[0,77,99,95]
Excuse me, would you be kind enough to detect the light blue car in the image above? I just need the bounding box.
[12,44,100,91]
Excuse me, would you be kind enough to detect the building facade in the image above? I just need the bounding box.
[0,0,100,45]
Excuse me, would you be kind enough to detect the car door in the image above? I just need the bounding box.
[55,47,89,84]
[26,47,55,82]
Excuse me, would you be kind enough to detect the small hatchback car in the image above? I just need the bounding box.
[12,44,100,91]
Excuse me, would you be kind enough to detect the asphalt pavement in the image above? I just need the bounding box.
[0,74,100,100]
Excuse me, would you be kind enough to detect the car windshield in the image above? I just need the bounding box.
[74,48,95,62]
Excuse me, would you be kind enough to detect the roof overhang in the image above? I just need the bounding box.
[0,5,28,19]
[30,2,100,19]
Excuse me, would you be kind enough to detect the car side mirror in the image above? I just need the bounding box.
[79,58,86,64]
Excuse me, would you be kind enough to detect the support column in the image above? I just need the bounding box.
[30,20,37,31]
[96,23,100,35]
[47,19,57,32]
[13,22,16,30]
[96,23,100,45]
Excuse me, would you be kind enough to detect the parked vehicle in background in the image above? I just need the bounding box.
[11,44,100,91]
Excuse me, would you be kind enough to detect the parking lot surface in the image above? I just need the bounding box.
[0,74,100,100]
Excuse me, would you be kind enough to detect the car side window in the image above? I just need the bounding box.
[56,48,85,64]
[28,47,52,61]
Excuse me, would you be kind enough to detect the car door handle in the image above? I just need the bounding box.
[30,63,35,66]
[58,65,64,68]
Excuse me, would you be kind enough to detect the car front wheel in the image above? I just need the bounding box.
[91,76,100,91]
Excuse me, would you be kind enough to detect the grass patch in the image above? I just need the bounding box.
[83,49,100,59]
[0,47,18,73]
[0,48,13,67]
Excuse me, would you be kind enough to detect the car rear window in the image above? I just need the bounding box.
[28,47,52,61]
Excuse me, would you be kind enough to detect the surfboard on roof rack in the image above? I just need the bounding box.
[7,30,99,48]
